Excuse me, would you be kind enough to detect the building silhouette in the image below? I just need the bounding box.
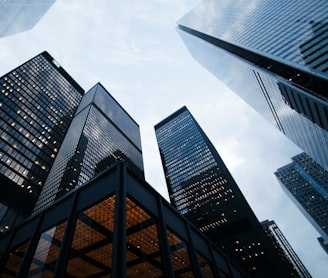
[261,220,311,278]
[275,153,328,245]
[0,161,246,277]
[0,0,55,38]
[177,0,328,170]
[34,83,144,213]
[0,51,84,233]
[155,106,296,277]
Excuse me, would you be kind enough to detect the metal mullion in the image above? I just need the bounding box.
[111,163,127,278]
[156,197,174,277]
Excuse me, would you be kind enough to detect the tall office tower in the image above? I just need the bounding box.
[155,106,296,277]
[34,83,144,213]
[261,220,312,278]
[0,0,55,38]
[177,0,328,170]
[0,51,84,233]
[275,152,328,244]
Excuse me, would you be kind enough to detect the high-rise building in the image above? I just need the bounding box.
[261,220,312,278]
[155,106,296,277]
[177,0,328,170]
[0,0,55,38]
[34,83,144,213]
[275,152,328,244]
[0,163,245,277]
[0,51,84,233]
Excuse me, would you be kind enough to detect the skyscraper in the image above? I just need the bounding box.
[0,51,84,233]
[177,0,328,170]
[261,220,312,278]
[155,106,295,277]
[34,83,144,213]
[275,152,328,244]
[0,0,55,38]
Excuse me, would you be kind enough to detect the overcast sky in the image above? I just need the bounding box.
[0,1,327,277]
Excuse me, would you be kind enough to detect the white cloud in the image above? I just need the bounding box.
[0,1,326,276]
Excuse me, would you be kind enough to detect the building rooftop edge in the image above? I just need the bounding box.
[154,106,188,130]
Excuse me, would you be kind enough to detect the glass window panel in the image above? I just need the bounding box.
[126,197,163,277]
[65,195,115,277]
[2,241,30,277]
[28,221,67,277]
[167,229,193,277]
[197,252,214,278]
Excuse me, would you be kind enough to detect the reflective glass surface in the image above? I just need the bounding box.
[2,241,30,277]
[275,153,328,242]
[28,221,67,277]
[179,0,328,80]
[0,53,82,197]
[35,84,143,213]
[0,0,55,37]
[166,229,193,277]
[178,24,328,170]
[126,197,163,277]
[66,195,115,277]
[94,84,142,150]
[0,163,245,278]
[0,52,83,232]
[155,107,293,276]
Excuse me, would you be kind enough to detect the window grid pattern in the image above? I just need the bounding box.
[66,195,115,277]
[155,107,300,276]
[179,0,328,78]
[126,197,163,277]
[275,152,328,241]
[0,53,82,197]
[0,165,245,277]
[34,86,143,213]
[28,221,67,277]
[178,20,328,171]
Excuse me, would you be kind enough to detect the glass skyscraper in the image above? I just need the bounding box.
[0,0,55,37]
[155,106,297,277]
[34,83,144,213]
[0,51,84,233]
[275,152,328,245]
[177,0,328,170]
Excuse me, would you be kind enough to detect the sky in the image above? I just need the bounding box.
[0,1,327,276]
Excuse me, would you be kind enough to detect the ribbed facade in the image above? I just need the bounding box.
[261,220,311,278]
[0,52,83,233]
[275,153,328,243]
[34,83,144,213]
[178,0,328,170]
[155,106,297,277]
[0,0,55,37]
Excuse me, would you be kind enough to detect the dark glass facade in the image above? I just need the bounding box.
[0,163,245,277]
[155,106,295,277]
[34,83,144,213]
[0,0,55,37]
[275,153,328,243]
[0,51,84,233]
[261,220,311,278]
[177,0,328,170]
